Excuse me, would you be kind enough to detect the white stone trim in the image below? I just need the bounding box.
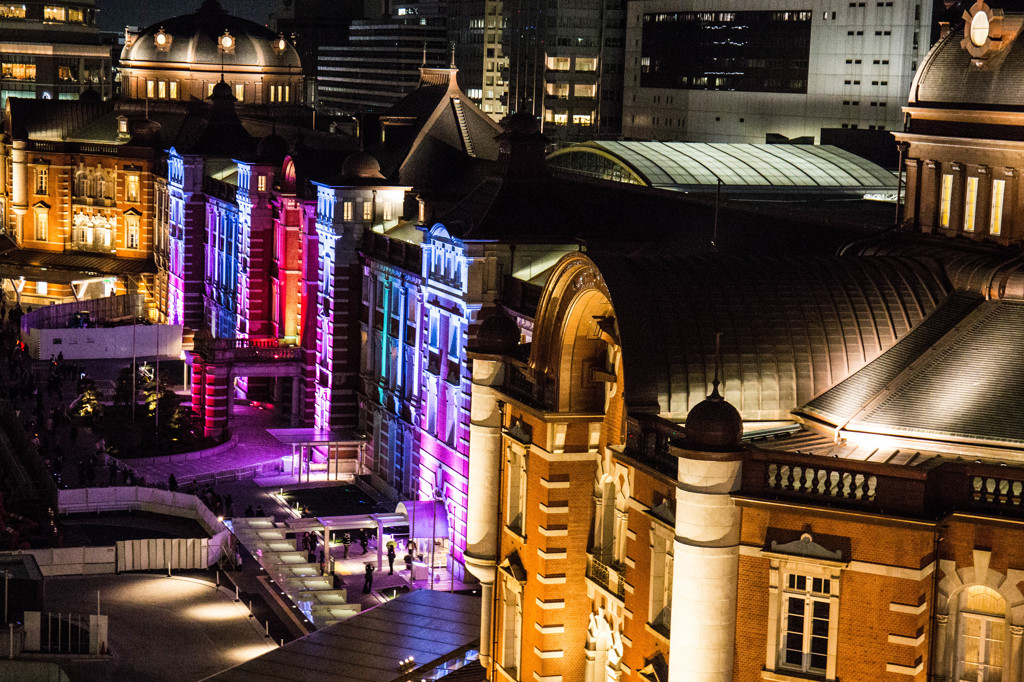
[536,574,567,585]
[890,601,928,615]
[624,555,636,568]
[535,622,565,634]
[540,478,570,489]
[885,661,925,675]
[536,598,564,609]
[533,673,562,682]
[539,503,569,514]
[534,647,563,659]
[538,526,568,537]
[888,633,926,647]
[537,548,567,560]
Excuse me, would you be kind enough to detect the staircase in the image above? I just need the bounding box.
[452,98,476,158]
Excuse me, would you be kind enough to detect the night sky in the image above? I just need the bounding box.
[96,0,283,32]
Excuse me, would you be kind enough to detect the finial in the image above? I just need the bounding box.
[450,42,456,69]
[422,42,427,67]
[710,332,723,400]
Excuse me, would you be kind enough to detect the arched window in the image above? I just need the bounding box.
[74,171,87,197]
[958,585,1006,682]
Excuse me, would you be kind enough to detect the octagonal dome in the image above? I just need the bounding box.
[121,0,300,71]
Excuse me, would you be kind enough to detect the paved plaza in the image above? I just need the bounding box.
[40,574,277,682]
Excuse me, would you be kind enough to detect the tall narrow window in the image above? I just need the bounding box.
[34,211,47,241]
[169,81,178,99]
[35,168,47,194]
[940,173,953,228]
[383,201,394,221]
[126,174,140,203]
[234,83,244,102]
[965,177,979,232]
[257,175,267,192]
[505,442,527,534]
[990,179,1006,236]
[959,586,1006,682]
[781,574,832,675]
[158,80,166,99]
[126,214,139,249]
[146,80,155,98]
[500,582,523,676]
[343,201,353,221]
[649,525,674,636]
[363,201,373,221]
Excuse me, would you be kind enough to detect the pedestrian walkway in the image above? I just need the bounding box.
[128,405,295,486]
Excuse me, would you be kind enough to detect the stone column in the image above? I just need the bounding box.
[290,376,301,427]
[668,449,743,682]
[1010,625,1023,681]
[932,614,949,682]
[11,140,27,223]
[203,365,230,439]
[464,355,503,667]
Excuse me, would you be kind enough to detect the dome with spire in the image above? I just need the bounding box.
[684,378,743,452]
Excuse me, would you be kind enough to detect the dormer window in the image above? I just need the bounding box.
[274,34,288,54]
[117,117,128,136]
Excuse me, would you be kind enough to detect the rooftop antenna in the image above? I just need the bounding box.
[422,42,427,67]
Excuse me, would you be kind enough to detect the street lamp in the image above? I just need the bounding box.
[2,569,11,624]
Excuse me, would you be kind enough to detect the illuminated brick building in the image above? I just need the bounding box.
[0,99,166,309]
[456,4,1024,681]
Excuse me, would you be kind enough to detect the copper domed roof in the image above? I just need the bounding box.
[684,380,743,452]
[121,0,301,71]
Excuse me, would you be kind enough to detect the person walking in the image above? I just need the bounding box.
[342,531,351,559]
[363,563,374,594]
[387,542,396,575]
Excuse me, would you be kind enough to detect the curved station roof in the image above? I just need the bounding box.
[547,141,896,195]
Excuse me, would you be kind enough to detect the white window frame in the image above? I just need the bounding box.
[504,439,527,536]
[126,174,140,203]
[126,214,139,249]
[35,167,47,194]
[34,209,47,241]
[955,585,1008,682]
[764,551,843,681]
[499,575,523,677]
[648,520,673,636]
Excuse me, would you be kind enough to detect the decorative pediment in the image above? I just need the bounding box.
[649,500,674,526]
[768,532,845,562]
[505,417,532,445]
[499,550,527,583]
[122,207,142,217]
[32,201,49,211]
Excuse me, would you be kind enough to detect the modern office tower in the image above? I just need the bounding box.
[502,0,627,143]
[622,0,937,143]
[317,18,449,115]
[448,0,508,120]
[0,0,112,106]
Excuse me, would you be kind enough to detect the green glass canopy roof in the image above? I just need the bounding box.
[547,141,896,193]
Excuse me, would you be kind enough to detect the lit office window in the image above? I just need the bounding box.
[990,179,1005,236]
[964,176,979,233]
[940,173,953,228]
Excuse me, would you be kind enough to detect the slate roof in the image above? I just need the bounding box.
[911,18,1024,110]
[831,300,1024,446]
[586,252,951,420]
[799,292,982,425]
[208,589,480,682]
